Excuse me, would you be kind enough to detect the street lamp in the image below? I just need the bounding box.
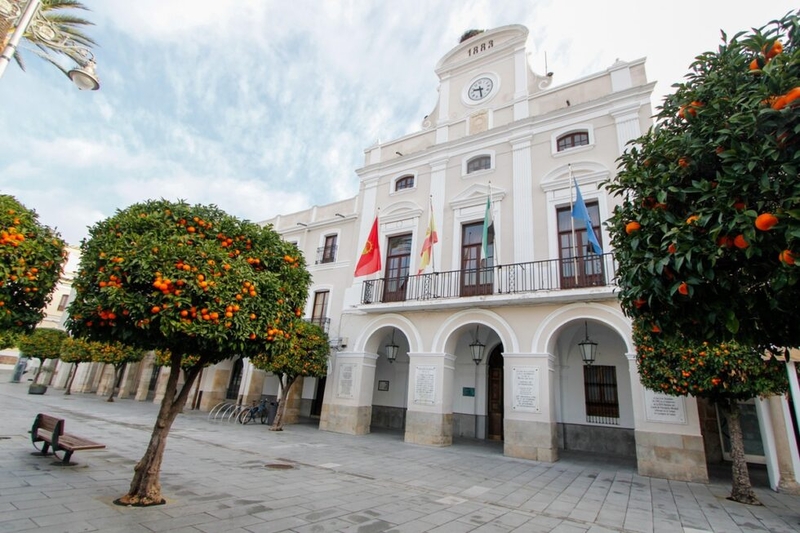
[578,321,598,365]
[385,329,399,364]
[0,0,100,89]
[469,326,485,365]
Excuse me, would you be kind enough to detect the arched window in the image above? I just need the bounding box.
[467,155,491,173]
[557,131,589,152]
[395,175,415,191]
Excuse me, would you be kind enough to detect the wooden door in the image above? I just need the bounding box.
[487,346,504,440]
[383,234,412,302]
[461,222,493,297]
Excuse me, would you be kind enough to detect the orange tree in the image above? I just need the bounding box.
[17,327,68,386]
[250,319,329,430]
[606,12,799,504]
[0,195,66,337]
[91,341,145,402]
[59,337,100,395]
[66,199,309,506]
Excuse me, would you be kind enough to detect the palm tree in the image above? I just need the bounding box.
[1,0,96,76]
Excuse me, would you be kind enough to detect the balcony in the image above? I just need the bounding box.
[307,316,331,333]
[315,245,337,265]
[360,253,617,306]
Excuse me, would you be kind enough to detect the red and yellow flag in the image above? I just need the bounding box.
[354,216,381,277]
[418,203,438,274]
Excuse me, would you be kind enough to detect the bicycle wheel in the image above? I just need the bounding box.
[239,409,254,424]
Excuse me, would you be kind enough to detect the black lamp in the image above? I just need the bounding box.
[385,329,399,364]
[578,321,597,365]
[469,326,485,365]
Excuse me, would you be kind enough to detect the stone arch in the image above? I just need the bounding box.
[432,308,519,355]
[532,303,633,355]
[352,313,423,355]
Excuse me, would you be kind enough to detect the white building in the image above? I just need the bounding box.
[54,24,800,488]
[260,25,705,481]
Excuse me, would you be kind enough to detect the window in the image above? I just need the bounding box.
[311,290,330,332]
[557,131,589,152]
[557,203,605,289]
[460,222,493,296]
[383,234,412,302]
[584,365,619,424]
[317,235,337,264]
[395,175,414,191]
[56,294,69,311]
[226,358,243,400]
[466,155,491,173]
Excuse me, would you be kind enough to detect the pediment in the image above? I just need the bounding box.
[380,200,423,225]
[448,183,506,210]
[540,161,610,192]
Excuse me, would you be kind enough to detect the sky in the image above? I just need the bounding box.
[1,0,797,246]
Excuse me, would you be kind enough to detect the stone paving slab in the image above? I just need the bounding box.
[1,378,800,532]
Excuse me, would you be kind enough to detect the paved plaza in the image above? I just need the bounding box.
[1,376,799,533]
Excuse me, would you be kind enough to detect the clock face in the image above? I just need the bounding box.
[468,77,494,101]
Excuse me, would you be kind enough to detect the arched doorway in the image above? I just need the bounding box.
[556,320,635,456]
[487,345,504,440]
[370,326,409,433]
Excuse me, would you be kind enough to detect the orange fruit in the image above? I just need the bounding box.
[151,306,161,314]
[785,87,800,106]
[717,236,733,248]
[686,215,699,225]
[779,249,795,266]
[764,41,783,59]
[651,324,661,333]
[755,213,778,231]
[678,157,690,168]
[678,282,689,295]
[667,243,677,254]
[634,298,647,309]
[625,221,641,234]
[772,95,789,110]
[733,234,749,249]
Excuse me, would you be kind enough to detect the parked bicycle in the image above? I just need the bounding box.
[238,398,269,425]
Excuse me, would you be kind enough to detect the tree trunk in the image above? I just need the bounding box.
[64,363,79,395]
[114,357,202,507]
[269,374,296,431]
[32,358,43,384]
[722,400,761,505]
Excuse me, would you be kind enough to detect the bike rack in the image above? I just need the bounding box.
[207,401,244,423]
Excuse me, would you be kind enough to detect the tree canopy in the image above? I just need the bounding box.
[2,0,97,74]
[0,195,66,334]
[606,12,800,352]
[17,327,68,384]
[251,319,330,430]
[66,199,310,363]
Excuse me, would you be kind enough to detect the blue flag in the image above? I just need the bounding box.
[571,178,603,255]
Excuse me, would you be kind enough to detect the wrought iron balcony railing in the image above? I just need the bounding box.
[307,316,331,333]
[316,245,337,264]
[361,253,617,305]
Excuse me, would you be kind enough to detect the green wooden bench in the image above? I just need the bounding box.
[31,413,106,465]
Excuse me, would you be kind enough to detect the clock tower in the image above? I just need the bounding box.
[423,25,552,143]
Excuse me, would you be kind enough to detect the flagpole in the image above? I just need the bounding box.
[429,195,436,273]
[568,165,578,285]
[489,181,496,266]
